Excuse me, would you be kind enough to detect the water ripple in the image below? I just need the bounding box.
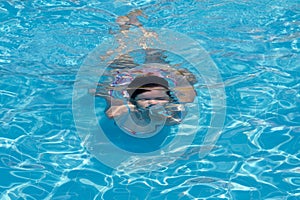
[1,0,299,199]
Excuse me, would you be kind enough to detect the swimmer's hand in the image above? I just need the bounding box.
[106,105,134,118]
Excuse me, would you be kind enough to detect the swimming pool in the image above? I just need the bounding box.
[1,0,299,199]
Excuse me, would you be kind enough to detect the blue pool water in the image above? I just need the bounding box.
[1,0,299,199]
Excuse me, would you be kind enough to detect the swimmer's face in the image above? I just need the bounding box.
[134,86,170,109]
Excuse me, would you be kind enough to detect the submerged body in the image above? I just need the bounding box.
[92,11,197,135]
[95,61,196,135]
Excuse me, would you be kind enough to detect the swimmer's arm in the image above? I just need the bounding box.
[175,87,196,103]
[173,70,197,103]
[106,104,135,118]
[88,89,129,118]
[169,67,198,103]
[104,96,131,118]
[88,89,124,105]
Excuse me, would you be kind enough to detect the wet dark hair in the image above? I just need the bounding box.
[127,76,174,104]
[130,83,169,101]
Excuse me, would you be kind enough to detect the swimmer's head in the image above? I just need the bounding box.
[127,76,175,109]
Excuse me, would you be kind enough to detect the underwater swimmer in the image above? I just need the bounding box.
[91,51,197,134]
[106,75,186,126]
[91,48,197,129]
[100,57,197,133]
[90,10,197,134]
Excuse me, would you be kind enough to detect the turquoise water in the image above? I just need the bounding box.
[1,0,299,199]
